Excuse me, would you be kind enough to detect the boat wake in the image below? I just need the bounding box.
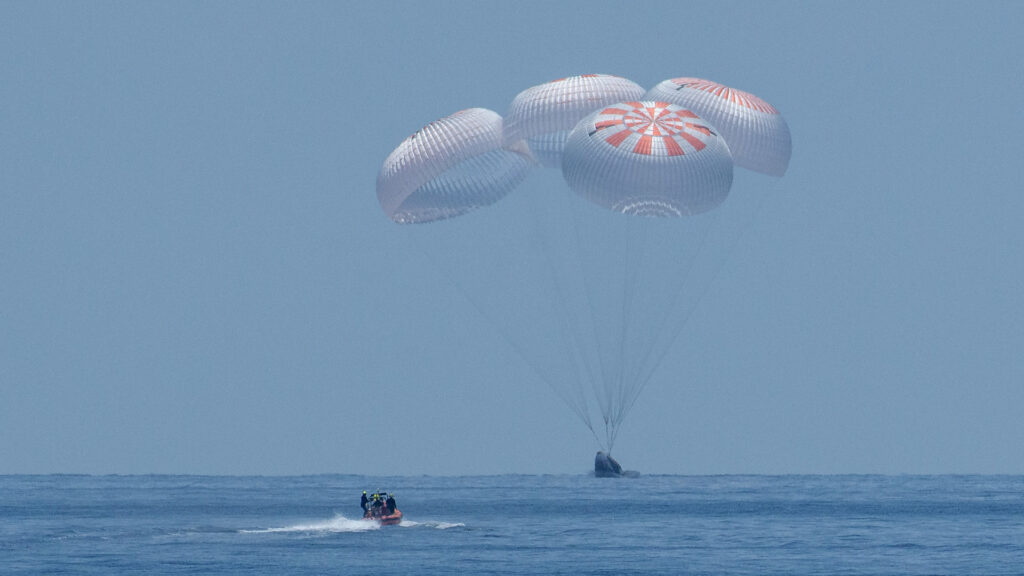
[239,515,464,534]
[240,514,379,534]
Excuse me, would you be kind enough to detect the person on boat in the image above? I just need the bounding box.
[360,491,369,515]
[370,492,383,516]
[386,493,396,514]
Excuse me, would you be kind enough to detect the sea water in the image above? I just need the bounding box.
[2,474,1023,575]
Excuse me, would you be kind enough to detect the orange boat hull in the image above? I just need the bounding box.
[380,509,402,526]
[364,508,403,526]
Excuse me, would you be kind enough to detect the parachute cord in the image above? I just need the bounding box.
[614,219,655,430]
[565,200,632,453]
[591,425,606,452]
[408,222,597,437]
[525,183,602,434]
[613,219,634,433]
[568,201,615,429]
[608,217,632,449]
[619,211,718,421]
[628,187,772,409]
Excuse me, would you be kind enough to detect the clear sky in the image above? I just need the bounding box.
[3,1,1023,475]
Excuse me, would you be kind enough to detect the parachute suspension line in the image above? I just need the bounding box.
[609,218,648,450]
[614,217,655,446]
[567,200,616,441]
[622,211,719,410]
[589,425,606,453]
[408,225,597,438]
[612,217,633,444]
[524,184,601,438]
[628,188,773,412]
[598,209,642,451]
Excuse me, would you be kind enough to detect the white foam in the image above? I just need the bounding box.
[241,514,380,534]
[241,515,466,534]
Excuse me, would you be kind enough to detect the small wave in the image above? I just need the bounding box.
[240,515,380,534]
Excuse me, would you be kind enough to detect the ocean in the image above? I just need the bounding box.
[2,474,1022,575]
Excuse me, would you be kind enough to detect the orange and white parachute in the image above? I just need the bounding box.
[561,101,733,217]
[645,78,791,176]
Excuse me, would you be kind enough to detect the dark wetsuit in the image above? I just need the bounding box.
[386,496,396,514]
[360,494,369,514]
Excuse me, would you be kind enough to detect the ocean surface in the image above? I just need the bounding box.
[2,474,1023,575]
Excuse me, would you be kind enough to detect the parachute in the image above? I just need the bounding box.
[644,78,792,176]
[503,74,645,168]
[377,108,533,224]
[376,76,789,453]
[562,100,733,217]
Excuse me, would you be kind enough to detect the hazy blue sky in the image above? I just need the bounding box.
[3,1,1023,475]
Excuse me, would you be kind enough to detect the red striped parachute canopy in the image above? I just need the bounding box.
[645,78,791,177]
[562,101,734,217]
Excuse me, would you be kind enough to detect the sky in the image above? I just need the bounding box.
[2,1,1023,476]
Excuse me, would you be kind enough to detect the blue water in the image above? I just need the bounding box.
[2,474,1023,575]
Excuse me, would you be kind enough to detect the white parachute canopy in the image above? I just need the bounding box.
[503,74,645,168]
[377,108,533,224]
[645,78,791,177]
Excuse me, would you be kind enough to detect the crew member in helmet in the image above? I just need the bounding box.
[386,493,397,514]
[360,490,369,515]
